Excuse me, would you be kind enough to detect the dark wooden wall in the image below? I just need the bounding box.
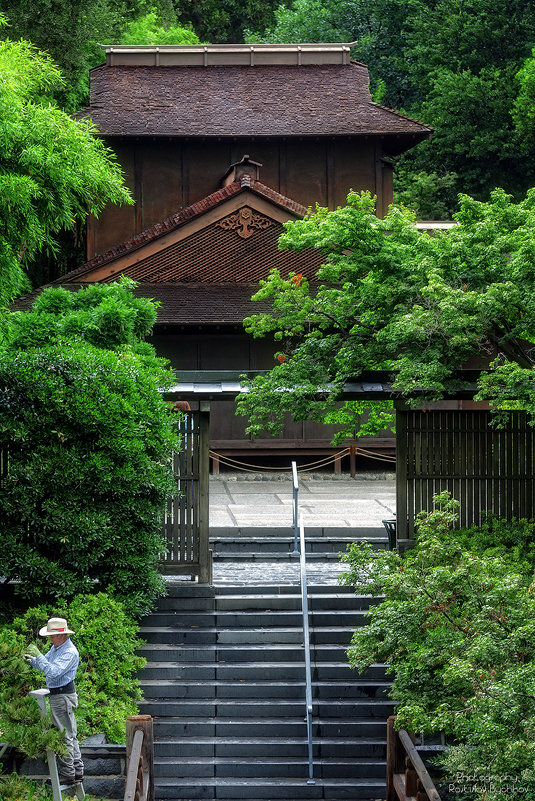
[150,332,345,447]
[87,137,392,259]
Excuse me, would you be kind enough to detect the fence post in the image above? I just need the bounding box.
[126,715,154,801]
[198,404,211,584]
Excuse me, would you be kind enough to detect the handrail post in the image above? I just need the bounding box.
[125,715,154,801]
[291,460,299,555]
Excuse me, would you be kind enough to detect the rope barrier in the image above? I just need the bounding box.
[209,445,395,471]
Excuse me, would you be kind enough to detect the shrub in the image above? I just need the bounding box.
[0,279,179,616]
[341,493,535,799]
[1,592,145,749]
[0,773,54,800]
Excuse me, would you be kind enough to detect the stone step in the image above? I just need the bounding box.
[154,756,386,779]
[139,625,359,646]
[140,657,386,680]
[142,609,369,627]
[142,698,386,724]
[153,736,386,758]
[213,552,348,561]
[210,537,386,554]
[138,643,365,664]
[139,662,387,684]
[140,689,395,711]
[148,717,390,739]
[156,592,379,612]
[214,584,358,595]
[211,526,386,540]
[140,681,394,702]
[153,776,386,800]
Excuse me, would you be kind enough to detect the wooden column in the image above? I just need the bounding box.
[395,404,408,541]
[198,403,211,584]
[126,715,154,801]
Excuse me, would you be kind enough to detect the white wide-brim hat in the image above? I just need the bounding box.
[39,617,74,637]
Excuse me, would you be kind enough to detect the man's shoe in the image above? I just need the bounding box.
[58,774,76,786]
[75,774,84,783]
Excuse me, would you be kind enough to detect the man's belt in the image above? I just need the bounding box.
[49,681,76,695]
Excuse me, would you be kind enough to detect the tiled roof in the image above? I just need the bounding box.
[135,282,270,325]
[58,177,308,282]
[11,282,270,327]
[78,63,432,140]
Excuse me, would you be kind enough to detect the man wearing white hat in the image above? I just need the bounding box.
[25,617,84,785]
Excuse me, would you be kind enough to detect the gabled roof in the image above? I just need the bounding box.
[78,51,432,145]
[58,176,323,285]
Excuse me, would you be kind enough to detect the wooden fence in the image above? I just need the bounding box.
[159,410,211,583]
[386,717,441,801]
[396,409,535,539]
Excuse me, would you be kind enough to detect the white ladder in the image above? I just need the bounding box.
[28,689,85,801]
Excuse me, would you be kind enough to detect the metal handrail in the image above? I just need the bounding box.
[291,461,300,555]
[299,513,315,785]
[290,461,315,784]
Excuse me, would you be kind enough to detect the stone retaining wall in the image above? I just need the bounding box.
[2,741,126,798]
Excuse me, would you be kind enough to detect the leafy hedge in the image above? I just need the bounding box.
[0,280,179,616]
[0,592,144,751]
[341,494,535,800]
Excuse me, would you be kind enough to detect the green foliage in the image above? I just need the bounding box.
[0,2,177,112]
[0,20,132,306]
[3,593,145,745]
[394,168,459,221]
[120,11,202,45]
[514,49,535,146]
[248,0,535,216]
[341,493,535,797]
[0,628,66,758]
[238,189,535,437]
[0,773,54,801]
[177,0,279,44]
[0,280,178,617]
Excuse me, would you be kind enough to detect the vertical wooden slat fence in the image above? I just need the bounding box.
[396,409,535,540]
[159,409,211,583]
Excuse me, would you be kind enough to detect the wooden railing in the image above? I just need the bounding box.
[124,715,154,801]
[386,716,442,801]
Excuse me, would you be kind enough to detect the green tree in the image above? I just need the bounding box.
[248,0,535,216]
[0,2,176,111]
[341,494,535,799]
[514,48,535,146]
[237,190,535,439]
[0,280,179,617]
[176,0,279,44]
[0,21,132,307]
[120,10,202,45]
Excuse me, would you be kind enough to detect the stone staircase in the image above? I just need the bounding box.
[209,527,388,562]
[138,582,393,801]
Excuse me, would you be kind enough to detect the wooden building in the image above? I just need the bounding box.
[31,43,434,469]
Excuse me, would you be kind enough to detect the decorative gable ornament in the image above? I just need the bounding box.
[216,208,273,239]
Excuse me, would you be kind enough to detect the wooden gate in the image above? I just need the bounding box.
[396,409,535,540]
[159,410,211,583]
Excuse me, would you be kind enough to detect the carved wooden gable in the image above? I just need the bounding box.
[66,181,324,285]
